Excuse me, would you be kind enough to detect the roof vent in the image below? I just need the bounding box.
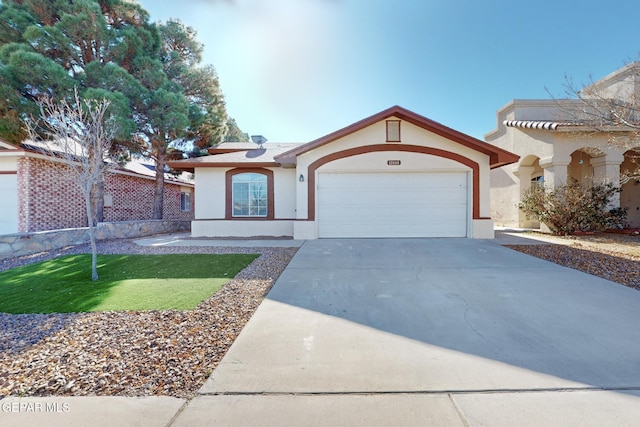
[251,135,268,148]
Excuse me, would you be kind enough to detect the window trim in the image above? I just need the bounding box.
[225,168,275,220]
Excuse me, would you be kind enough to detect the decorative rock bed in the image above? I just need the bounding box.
[0,239,297,398]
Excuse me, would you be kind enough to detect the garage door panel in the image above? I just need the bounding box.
[320,172,466,189]
[318,172,468,238]
[321,188,466,207]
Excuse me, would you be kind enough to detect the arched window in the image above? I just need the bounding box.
[232,172,268,217]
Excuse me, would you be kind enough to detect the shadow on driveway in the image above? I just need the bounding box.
[204,238,640,397]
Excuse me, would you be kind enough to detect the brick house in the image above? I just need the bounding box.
[0,140,194,234]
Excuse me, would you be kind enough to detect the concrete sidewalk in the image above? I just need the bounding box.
[3,238,640,426]
[0,396,186,427]
[3,389,640,426]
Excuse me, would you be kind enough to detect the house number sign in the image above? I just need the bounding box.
[387,160,401,166]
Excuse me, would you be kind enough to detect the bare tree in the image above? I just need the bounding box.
[25,89,118,281]
[556,63,640,181]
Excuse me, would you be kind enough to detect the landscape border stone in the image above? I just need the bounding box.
[0,221,190,261]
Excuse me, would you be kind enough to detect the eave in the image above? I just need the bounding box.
[167,161,280,173]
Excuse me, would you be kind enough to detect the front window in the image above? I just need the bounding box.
[180,192,192,211]
[232,173,267,217]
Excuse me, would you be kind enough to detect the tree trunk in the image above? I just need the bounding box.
[92,177,105,225]
[153,149,166,219]
[84,188,99,281]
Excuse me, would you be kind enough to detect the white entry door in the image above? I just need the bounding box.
[318,172,468,238]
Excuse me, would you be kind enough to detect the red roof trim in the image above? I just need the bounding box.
[167,161,279,172]
[275,105,519,169]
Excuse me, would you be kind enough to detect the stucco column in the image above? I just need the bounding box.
[514,165,536,228]
[539,156,570,187]
[590,153,624,209]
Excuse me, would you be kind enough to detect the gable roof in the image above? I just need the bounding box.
[274,105,519,169]
[169,106,519,171]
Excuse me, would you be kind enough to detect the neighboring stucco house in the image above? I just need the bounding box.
[168,105,518,239]
[487,63,640,229]
[0,140,194,235]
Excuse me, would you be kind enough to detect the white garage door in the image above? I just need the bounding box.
[0,174,18,235]
[318,172,468,238]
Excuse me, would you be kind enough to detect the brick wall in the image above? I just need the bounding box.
[17,157,194,232]
[103,171,193,222]
[18,157,86,231]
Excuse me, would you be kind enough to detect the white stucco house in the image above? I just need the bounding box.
[168,105,518,239]
[487,63,640,229]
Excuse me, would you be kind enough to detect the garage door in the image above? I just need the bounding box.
[0,174,18,235]
[318,172,468,238]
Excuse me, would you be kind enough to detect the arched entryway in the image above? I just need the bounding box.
[621,149,640,227]
[516,155,543,228]
[568,148,603,186]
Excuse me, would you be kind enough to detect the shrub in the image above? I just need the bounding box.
[518,181,627,235]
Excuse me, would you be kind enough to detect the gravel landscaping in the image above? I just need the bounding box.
[1,232,638,400]
[506,232,640,291]
[0,239,297,399]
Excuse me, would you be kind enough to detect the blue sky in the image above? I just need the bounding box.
[138,0,640,142]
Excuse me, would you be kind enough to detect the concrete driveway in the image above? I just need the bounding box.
[175,238,640,426]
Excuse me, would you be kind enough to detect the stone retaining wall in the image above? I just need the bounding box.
[0,220,191,260]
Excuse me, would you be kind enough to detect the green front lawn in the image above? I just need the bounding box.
[0,254,259,314]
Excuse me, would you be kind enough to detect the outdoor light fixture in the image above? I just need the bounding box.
[299,174,305,182]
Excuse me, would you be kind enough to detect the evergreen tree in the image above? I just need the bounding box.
[0,1,238,219]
